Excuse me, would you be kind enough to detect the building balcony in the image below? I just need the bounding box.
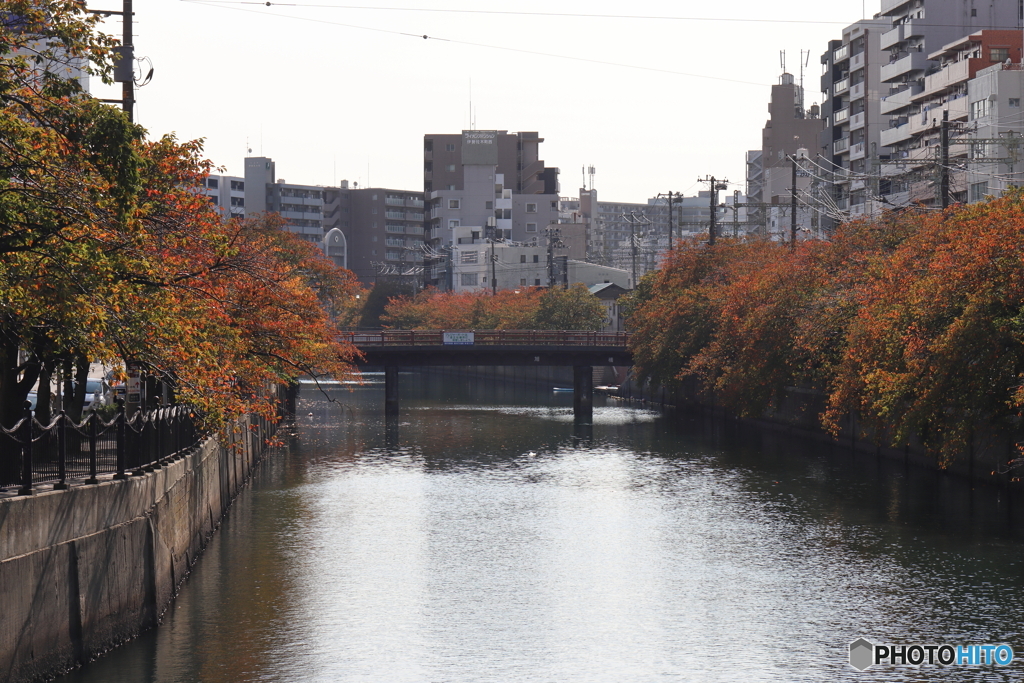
[834,107,850,125]
[834,137,851,154]
[833,44,850,63]
[850,141,866,160]
[834,77,850,95]
[915,59,973,101]
[849,111,866,131]
[910,98,969,136]
[849,81,865,101]
[881,82,923,114]
[881,51,930,82]
[407,199,424,207]
[881,0,913,15]
[880,122,912,146]
[851,51,865,72]
[881,25,904,51]
[385,197,404,206]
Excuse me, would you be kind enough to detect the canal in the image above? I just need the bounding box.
[58,371,1024,682]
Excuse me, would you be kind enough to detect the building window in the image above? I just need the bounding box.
[230,197,244,207]
[207,178,219,189]
[534,278,541,286]
[1011,98,1021,108]
[991,47,1010,62]
[447,184,456,190]
[446,143,456,152]
[446,164,456,172]
[461,273,477,286]
[526,203,537,213]
[449,199,460,209]
[424,140,433,152]
[526,222,537,232]
[521,278,527,286]
[533,254,539,263]
[485,201,493,209]
[424,161,433,172]
[461,251,479,264]
[449,219,460,229]
[372,207,377,214]
[970,99,989,120]
[230,180,244,191]
[970,181,989,202]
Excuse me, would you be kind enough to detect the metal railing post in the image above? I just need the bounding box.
[114,399,127,479]
[54,410,68,489]
[17,404,33,495]
[86,412,98,484]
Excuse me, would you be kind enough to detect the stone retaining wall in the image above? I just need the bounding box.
[0,418,265,682]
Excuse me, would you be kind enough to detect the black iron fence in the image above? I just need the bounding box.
[0,403,203,494]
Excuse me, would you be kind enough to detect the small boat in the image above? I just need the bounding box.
[552,387,573,393]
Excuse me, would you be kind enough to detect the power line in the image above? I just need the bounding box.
[184,1,1024,32]
[184,1,771,86]
[184,2,855,24]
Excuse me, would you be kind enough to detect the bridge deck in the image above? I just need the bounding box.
[341,330,629,347]
[343,330,632,367]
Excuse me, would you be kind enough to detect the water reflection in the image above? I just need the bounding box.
[57,372,1024,683]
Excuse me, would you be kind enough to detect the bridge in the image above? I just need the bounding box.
[340,330,632,420]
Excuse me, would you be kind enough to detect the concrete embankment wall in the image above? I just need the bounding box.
[619,372,1024,489]
[0,418,266,682]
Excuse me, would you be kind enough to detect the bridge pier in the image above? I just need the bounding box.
[573,365,593,422]
[385,366,400,415]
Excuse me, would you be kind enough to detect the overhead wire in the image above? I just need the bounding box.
[184,0,768,86]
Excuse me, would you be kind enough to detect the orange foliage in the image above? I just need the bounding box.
[625,194,1024,464]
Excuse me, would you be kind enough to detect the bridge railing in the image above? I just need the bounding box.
[342,330,630,347]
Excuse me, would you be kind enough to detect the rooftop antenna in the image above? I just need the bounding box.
[469,78,473,130]
[780,49,786,74]
[799,48,810,109]
[582,166,586,190]
[588,165,596,191]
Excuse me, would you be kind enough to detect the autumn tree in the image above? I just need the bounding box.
[0,0,362,441]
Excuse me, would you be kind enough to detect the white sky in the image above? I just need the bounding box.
[91,0,879,203]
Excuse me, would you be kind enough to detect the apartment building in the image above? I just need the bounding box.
[423,130,560,290]
[323,186,425,285]
[819,17,892,221]
[966,60,1024,201]
[203,174,246,220]
[205,158,423,283]
[877,0,1021,206]
[758,73,823,238]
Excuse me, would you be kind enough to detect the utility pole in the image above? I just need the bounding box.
[732,190,739,237]
[490,238,497,295]
[122,0,133,122]
[709,179,717,246]
[697,176,729,246]
[667,190,674,246]
[940,109,950,209]
[89,1,134,119]
[791,156,798,250]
